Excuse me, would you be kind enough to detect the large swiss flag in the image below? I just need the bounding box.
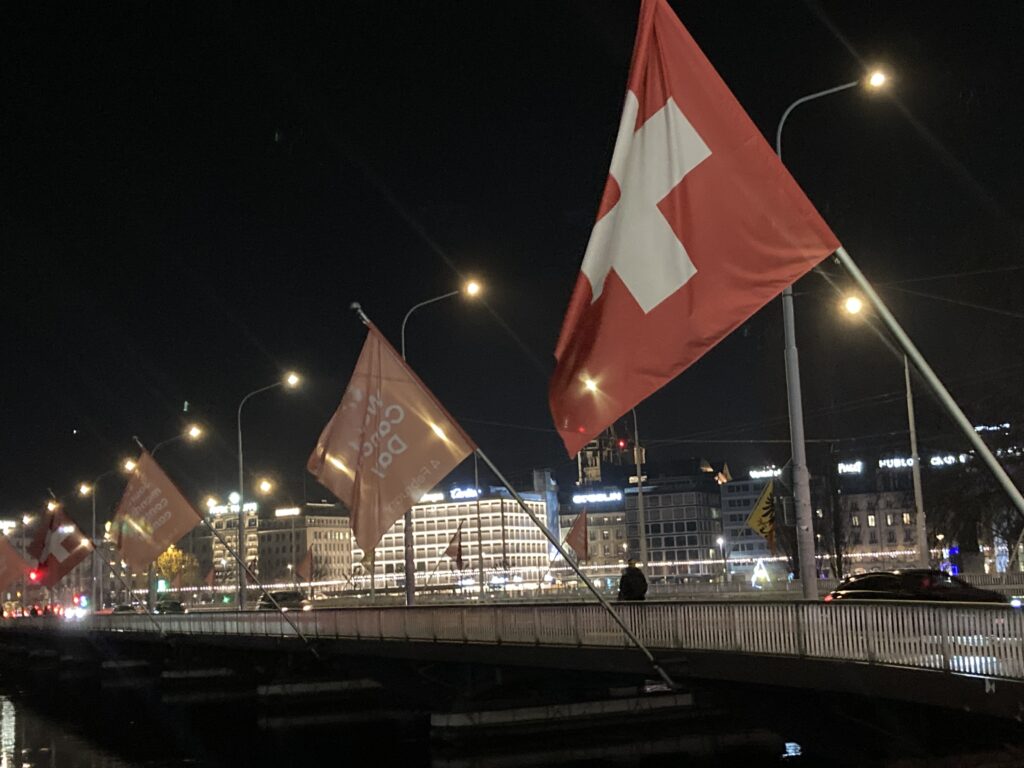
[550,0,839,456]
[29,509,92,588]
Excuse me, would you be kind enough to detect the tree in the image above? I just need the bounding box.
[155,544,200,586]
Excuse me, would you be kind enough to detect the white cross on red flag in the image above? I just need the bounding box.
[29,508,92,588]
[549,0,840,456]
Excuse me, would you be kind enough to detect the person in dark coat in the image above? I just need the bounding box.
[617,559,648,601]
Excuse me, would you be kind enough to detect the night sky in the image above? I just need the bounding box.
[3,2,1022,527]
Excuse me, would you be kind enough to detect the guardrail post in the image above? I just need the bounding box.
[938,605,952,673]
[795,603,806,658]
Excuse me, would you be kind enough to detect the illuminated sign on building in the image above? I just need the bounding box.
[274,507,300,518]
[748,467,782,480]
[418,492,445,504]
[878,457,914,469]
[450,488,480,500]
[210,502,258,515]
[975,423,1010,433]
[837,461,863,475]
[571,491,623,504]
[930,454,969,467]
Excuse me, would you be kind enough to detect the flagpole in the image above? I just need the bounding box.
[474,448,676,688]
[474,453,485,597]
[201,517,320,658]
[833,246,1024,526]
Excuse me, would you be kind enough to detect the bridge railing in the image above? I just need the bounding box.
[9,601,1022,680]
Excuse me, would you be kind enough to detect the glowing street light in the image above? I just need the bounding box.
[775,70,892,600]
[257,478,274,495]
[123,458,137,472]
[46,500,59,512]
[464,279,482,297]
[186,423,204,440]
[843,295,864,315]
[78,483,92,497]
[284,371,301,388]
[205,496,219,510]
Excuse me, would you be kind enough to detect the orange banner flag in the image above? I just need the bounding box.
[308,323,476,558]
[112,451,203,572]
[565,510,588,561]
[0,536,30,593]
[295,546,314,582]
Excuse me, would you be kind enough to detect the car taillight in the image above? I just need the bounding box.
[823,594,833,602]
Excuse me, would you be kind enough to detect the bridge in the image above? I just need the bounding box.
[2,600,1022,721]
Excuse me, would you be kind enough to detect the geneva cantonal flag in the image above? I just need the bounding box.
[308,323,476,558]
[549,0,840,456]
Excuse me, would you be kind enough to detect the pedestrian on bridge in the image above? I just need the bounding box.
[617,559,648,601]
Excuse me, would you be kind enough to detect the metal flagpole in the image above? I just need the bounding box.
[904,355,930,568]
[202,518,319,658]
[631,408,648,565]
[474,453,485,596]
[474,448,676,688]
[834,246,1024,523]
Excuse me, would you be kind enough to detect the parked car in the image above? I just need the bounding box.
[824,570,1008,603]
[256,590,312,612]
[153,600,187,615]
[108,604,142,614]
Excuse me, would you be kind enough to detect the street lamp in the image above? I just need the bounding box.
[841,295,929,568]
[398,280,483,605]
[236,371,301,609]
[716,536,727,581]
[775,71,889,600]
[400,279,483,360]
[257,478,274,495]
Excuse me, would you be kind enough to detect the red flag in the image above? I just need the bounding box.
[549,0,840,456]
[295,546,314,582]
[308,323,476,557]
[444,522,464,570]
[111,451,203,572]
[565,511,588,561]
[33,509,92,588]
[0,537,30,594]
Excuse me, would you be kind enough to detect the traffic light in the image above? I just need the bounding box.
[617,438,627,450]
[28,568,41,584]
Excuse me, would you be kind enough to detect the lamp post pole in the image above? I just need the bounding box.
[775,80,861,600]
[399,282,480,606]
[631,408,647,566]
[236,384,282,610]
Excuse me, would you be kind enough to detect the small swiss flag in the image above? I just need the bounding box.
[549,0,839,456]
[30,509,92,588]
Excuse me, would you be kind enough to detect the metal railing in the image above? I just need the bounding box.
[10,601,1022,681]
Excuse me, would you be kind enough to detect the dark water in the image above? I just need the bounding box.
[2,675,1023,768]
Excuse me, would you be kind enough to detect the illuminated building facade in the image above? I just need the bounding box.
[258,503,350,587]
[352,487,551,590]
[208,500,260,586]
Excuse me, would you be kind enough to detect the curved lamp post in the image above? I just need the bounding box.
[236,373,300,609]
[397,279,482,605]
[775,70,888,599]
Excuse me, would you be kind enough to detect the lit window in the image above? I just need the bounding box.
[902,513,912,526]
[850,516,861,528]
[885,514,894,527]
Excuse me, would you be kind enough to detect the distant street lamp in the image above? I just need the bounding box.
[398,280,483,606]
[841,295,928,568]
[776,70,890,600]
[716,536,727,581]
[236,372,301,609]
